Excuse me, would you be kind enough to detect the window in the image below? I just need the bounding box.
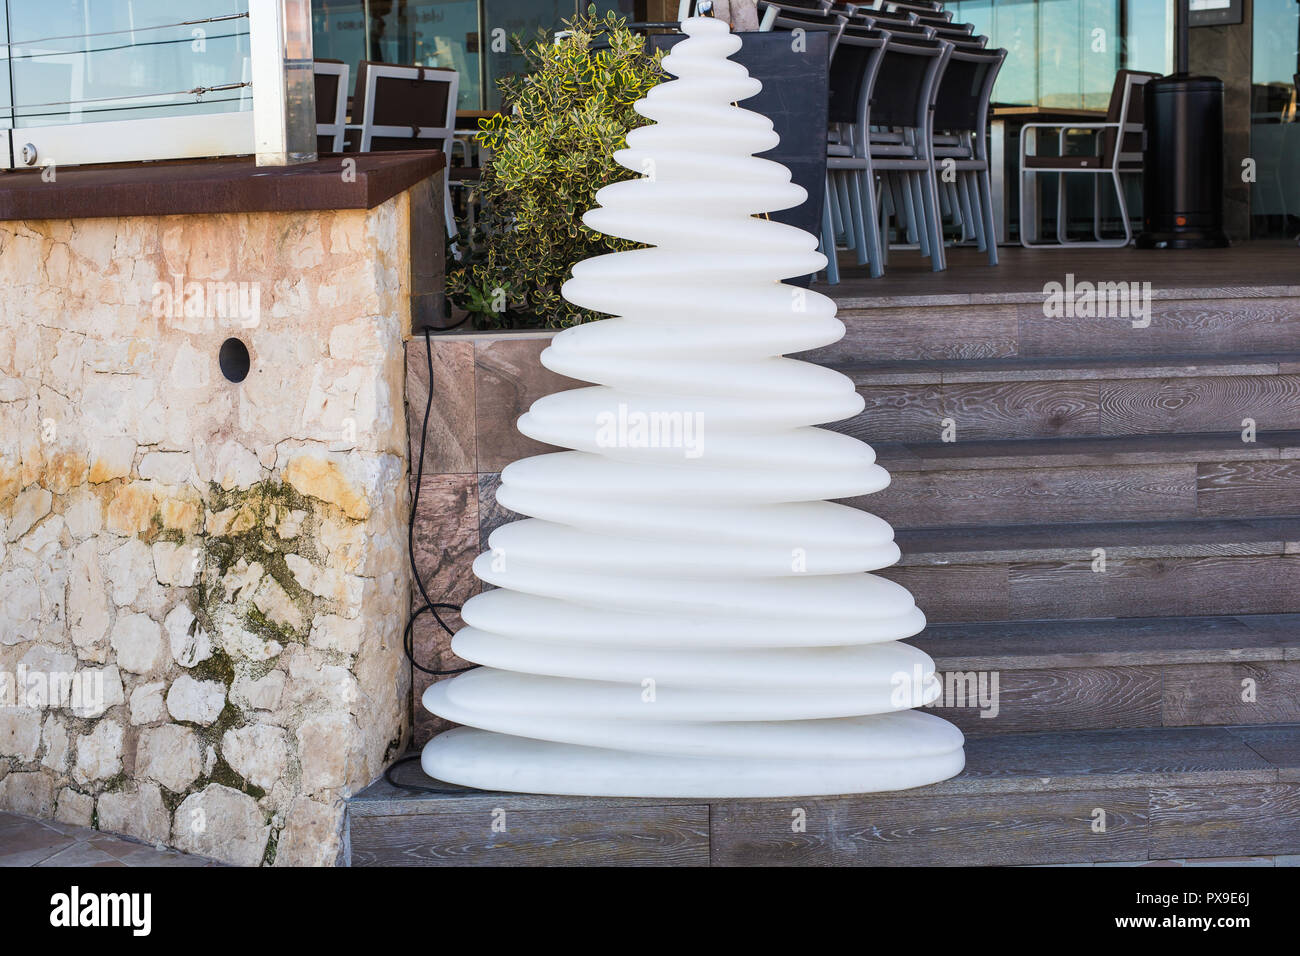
[1,1,258,168]
[949,0,1172,108]
[1250,0,1299,237]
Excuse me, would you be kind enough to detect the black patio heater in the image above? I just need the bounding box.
[1136,0,1231,248]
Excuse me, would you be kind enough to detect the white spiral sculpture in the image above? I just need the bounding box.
[421,16,965,797]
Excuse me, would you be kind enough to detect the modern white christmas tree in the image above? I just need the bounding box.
[421,16,965,797]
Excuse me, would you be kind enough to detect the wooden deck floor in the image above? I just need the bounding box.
[826,240,1300,308]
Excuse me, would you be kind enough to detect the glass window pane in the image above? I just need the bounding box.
[1250,0,1300,237]
[365,0,481,109]
[5,1,251,129]
[1123,0,1172,75]
[481,1,572,112]
[311,0,368,93]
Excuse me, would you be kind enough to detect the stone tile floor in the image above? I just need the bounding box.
[0,811,222,867]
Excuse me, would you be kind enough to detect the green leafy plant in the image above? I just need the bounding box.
[447,7,665,329]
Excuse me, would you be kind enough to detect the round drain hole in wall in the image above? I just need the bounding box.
[219,338,251,383]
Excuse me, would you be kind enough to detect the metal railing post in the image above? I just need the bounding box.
[250,0,318,166]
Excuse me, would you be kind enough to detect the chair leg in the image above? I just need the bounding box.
[820,175,840,285]
[846,170,870,266]
[922,167,946,272]
[1019,167,1039,248]
[1112,170,1133,246]
[836,175,856,251]
[877,176,891,268]
[959,175,980,249]
[859,168,885,278]
[906,172,928,256]
[1055,172,1069,244]
[977,167,999,266]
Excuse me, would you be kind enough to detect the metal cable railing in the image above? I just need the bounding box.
[1,12,252,119]
[0,1,315,169]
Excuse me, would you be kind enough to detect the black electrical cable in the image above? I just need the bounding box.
[404,325,476,677]
[386,325,479,795]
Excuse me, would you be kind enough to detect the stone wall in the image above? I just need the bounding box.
[0,196,415,865]
[404,331,575,745]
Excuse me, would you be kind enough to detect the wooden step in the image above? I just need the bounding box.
[346,723,1300,866]
[912,614,1300,736]
[881,516,1300,623]
[828,353,1300,442]
[805,292,1300,363]
[858,431,1300,528]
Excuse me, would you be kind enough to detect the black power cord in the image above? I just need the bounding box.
[386,326,479,795]
[404,325,476,678]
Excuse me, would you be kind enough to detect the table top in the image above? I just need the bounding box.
[993,106,1106,119]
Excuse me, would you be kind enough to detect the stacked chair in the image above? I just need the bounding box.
[759,0,1004,281]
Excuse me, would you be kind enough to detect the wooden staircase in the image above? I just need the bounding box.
[347,274,1300,866]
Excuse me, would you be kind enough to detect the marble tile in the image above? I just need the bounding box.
[477,472,521,551]
[407,336,477,474]
[34,843,128,867]
[473,337,575,472]
[410,472,480,746]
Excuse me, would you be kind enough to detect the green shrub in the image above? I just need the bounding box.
[447,7,664,329]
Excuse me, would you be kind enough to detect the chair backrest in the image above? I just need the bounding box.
[887,1,948,16]
[946,36,989,51]
[931,22,975,38]
[852,15,934,39]
[759,0,837,29]
[853,7,917,26]
[871,35,950,133]
[764,8,846,55]
[827,26,888,126]
[351,61,458,153]
[313,59,349,154]
[1102,69,1160,168]
[933,47,1006,158]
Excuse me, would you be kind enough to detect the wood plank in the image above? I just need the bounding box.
[1099,375,1300,434]
[808,303,1019,363]
[996,556,1300,622]
[1226,724,1300,782]
[941,380,1099,439]
[833,385,943,442]
[1149,784,1300,859]
[930,666,1162,735]
[897,516,1297,563]
[710,790,1149,866]
[916,615,1300,670]
[826,240,1300,307]
[1162,662,1300,726]
[1018,298,1300,358]
[349,805,710,866]
[1197,460,1300,517]
[944,726,1277,793]
[879,564,1009,623]
[867,463,1198,528]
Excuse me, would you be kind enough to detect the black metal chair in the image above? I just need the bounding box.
[868,34,953,272]
[932,46,1006,264]
[821,26,892,280]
